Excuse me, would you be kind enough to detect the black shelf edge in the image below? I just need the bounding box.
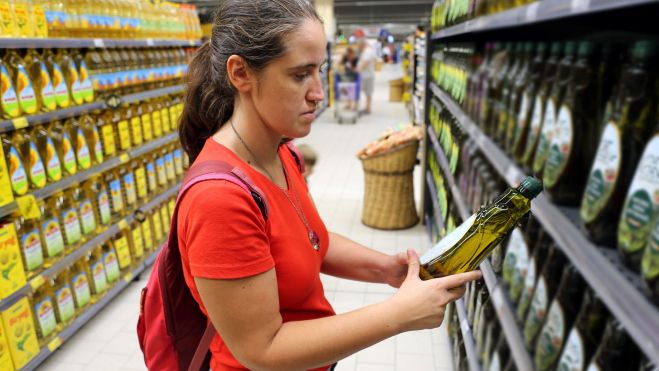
[431,81,659,366]
[430,0,659,40]
[0,37,201,49]
[425,170,446,235]
[456,299,483,371]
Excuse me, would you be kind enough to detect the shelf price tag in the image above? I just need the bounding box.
[118,219,129,231]
[29,275,45,291]
[12,117,28,130]
[16,195,41,220]
[93,38,105,48]
[146,38,155,46]
[119,153,130,164]
[525,2,539,21]
[47,336,63,352]
[124,272,134,283]
[571,0,590,12]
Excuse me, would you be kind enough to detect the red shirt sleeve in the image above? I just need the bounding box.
[179,180,275,279]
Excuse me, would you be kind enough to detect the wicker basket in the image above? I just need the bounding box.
[360,140,420,230]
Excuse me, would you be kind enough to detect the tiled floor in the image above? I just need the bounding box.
[38,63,454,371]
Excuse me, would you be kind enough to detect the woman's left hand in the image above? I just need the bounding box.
[381,252,411,288]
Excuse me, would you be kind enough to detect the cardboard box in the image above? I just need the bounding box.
[389,78,404,102]
[1,297,39,369]
[0,223,27,300]
[0,320,16,371]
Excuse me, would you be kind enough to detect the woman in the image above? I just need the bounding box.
[177,1,481,370]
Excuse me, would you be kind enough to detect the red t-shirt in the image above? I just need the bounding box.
[177,138,335,370]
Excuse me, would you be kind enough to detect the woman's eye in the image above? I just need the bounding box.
[295,73,309,81]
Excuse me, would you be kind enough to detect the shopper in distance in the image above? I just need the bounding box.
[137,1,481,370]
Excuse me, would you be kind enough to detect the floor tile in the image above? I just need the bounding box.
[397,354,436,370]
[356,338,396,364]
[83,353,130,371]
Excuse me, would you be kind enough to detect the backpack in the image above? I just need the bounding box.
[137,143,305,371]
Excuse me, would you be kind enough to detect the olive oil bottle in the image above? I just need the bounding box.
[495,43,525,145]
[581,41,658,244]
[420,177,542,278]
[489,332,511,371]
[504,42,534,151]
[503,216,541,302]
[515,237,551,322]
[483,43,514,136]
[585,318,640,371]
[641,218,659,299]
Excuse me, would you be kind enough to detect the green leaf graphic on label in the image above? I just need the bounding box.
[62,208,81,245]
[641,221,659,280]
[56,285,75,322]
[80,200,96,234]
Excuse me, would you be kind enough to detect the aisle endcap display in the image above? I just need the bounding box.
[431,0,659,40]
[429,79,659,367]
[455,299,482,371]
[0,38,201,50]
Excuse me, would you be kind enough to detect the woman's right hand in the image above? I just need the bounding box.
[388,249,482,332]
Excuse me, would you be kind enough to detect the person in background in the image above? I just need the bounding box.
[357,37,377,115]
[177,1,481,370]
[340,47,359,110]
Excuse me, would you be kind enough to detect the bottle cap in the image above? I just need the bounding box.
[535,42,547,55]
[578,41,596,57]
[564,41,577,56]
[550,41,563,55]
[632,40,658,60]
[524,42,535,53]
[518,176,543,199]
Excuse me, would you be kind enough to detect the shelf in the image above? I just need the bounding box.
[0,182,180,311]
[425,171,445,235]
[0,37,201,49]
[430,81,659,366]
[0,132,179,220]
[456,299,483,371]
[0,84,185,134]
[431,0,658,40]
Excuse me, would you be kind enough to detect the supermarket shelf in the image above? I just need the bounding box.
[0,132,179,220]
[455,299,482,371]
[431,0,659,40]
[0,84,185,134]
[431,82,659,366]
[425,171,445,235]
[424,213,434,243]
[0,37,201,49]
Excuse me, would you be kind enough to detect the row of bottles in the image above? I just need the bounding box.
[0,0,202,40]
[430,0,536,32]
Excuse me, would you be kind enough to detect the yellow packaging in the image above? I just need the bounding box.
[1,297,39,369]
[141,217,154,252]
[130,222,144,261]
[114,233,132,270]
[12,0,35,38]
[32,4,48,38]
[0,223,27,300]
[160,205,170,236]
[151,211,163,243]
[0,318,16,371]
[0,2,17,37]
[0,143,16,208]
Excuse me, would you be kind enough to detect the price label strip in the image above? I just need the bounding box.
[29,275,46,291]
[47,336,63,352]
[12,117,29,130]
[93,38,105,48]
[120,153,130,164]
[124,272,134,283]
[118,219,129,230]
[525,2,540,21]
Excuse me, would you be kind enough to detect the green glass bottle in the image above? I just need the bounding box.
[483,42,514,135]
[506,42,537,152]
[641,217,659,298]
[585,318,641,371]
[503,216,541,302]
[495,43,524,144]
[419,177,542,279]
[581,40,659,244]
[477,43,503,126]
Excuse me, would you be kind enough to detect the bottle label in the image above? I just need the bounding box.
[156,157,167,185]
[62,208,81,246]
[98,190,111,225]
[92,127,103,164]
[123,172,137,205]
[503,229,524,285]
[56,285,75,322]
[76,128,92,170]
[174,149,184,175]
[619,135,659,253]
[13,4,31,38]
[146,162,157,192]
[62,133,77,175]
[534,98,557,172]
[91,261,108,293]
[101,124,116,156]
[69,64,84,105]
[152,212,163,242]
[490,352,501,371]
[109,179,123,213]
[21,229,44,271]
[1,65,20,117]
[16,66,37,114]
[42,218,64,257]
[130,117,143,146]
[45,138,62,182]
[167,107,177,132]
[580,122,621,223]
[420,214,477,267]
[557,328,584,371]
[73,273,91,307]
[141,114,153,141]
[142,220,153,250]
[39,63,57,111]
[118,120,131,150]
[544,105,573,187]
[0,3,16,35]
[152,110,163,137]
[8,146,28,195]
[132,227,144,258]
[164,153,175,180]
[535,300,566,369]
[524,276,547,346]
[114,236,132,269]
[641,221,659,280]
[103,251,120,282]
[51,64,71,108]
[160,109,170,135]
[135,167,147,199]
[35,298,57,338]
[77,61,94,103]
[28,142,47,188]
[80,199,96,235]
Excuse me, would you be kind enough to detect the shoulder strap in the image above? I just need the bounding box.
[285,142,305,175]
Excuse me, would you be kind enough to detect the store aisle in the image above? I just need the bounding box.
[38,64,452,371]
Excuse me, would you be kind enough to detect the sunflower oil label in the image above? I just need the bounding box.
[641,221,659,280]
[21,229,43,271]
[79,199,96,235]
[130,117,143,146]
[152,212,163,242]
[101,124,116,156]
[535,300,566,369]
[33,5,48,37]
[142,220,153,250]
[28,142,46,188]
[15,66,37,115]
[92,127,103,164]
[0,3,16,35]
[618,135,659,254]
[146,162,157,191]
[44,138,62,182]
[581,123,621,223]
[42,218,64,257]
[61,208,81,246]
[76,128,92,170]
[55,285,75,322]
[123,172,137,205]
[114,236,132,269]
[534,99,557,171]
[118,120,131,150]
[39,63,57,111]
[131,227,144,258]
[174,149,183,175]
[160,108,170,134]
[544,105,573,187]
[141,114,153,141]
[51,63,70,108]
[34,298,56,338]
[91,261,107,293]
[62,132,77,175]
[69,64,84,105]
[152,110,163,137]
[156,156,166,186]
[164,153,175,181]
[12,3,31,37]
[524,276,547,346]
[1,65,20,118]
[503,229,524,285]
[98,190,111,225]
[8,147,28,195]
[77,61,94,103]
[72,272,91,307]
[109,179,123,213]
[135,167,147,199]
[103,251,120,282]
[557,328,584,371]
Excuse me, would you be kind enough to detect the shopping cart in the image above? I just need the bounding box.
[333,72,360,124]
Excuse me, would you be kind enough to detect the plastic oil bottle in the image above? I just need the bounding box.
[14,213,45,278]
[163,147,176,185]
[43,48,72,109]
[49,120,78,177]
[83,175,111,230]
[24,49,56,112]
[144,155,158,195]
[114,105,132,152]
[0,52,21,119]
[73,49,95,103]
[0,1,17,37]
[129,220,144,265]
[140,211,154,253]
[97,110,117,158]
[125,103,143,147]
[68,187,96,239]
[151,99,164,138]
[86,246,108,302]
[85,48,104,93]
[140,100,154,142]
[155,150,168,189]
[69,258,91,311]
[51,269,76,330]
[31,0,48,37]
[12,0,35,37]
[52,190,82,251]
[102,242,120,284]
[38,199,65,267]
[65,117,92,171]
[79,113,104,166]
[133,159,148,204]
[57,49,84,106]
[173,145,184,176]
[119,164,137,211]
[7,49,39,115]
[17,128,47,191]
[113,231,132,272]
[31,282,57,346]
[104,169,124,220]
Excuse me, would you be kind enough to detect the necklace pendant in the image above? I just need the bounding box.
[309,231,320,251]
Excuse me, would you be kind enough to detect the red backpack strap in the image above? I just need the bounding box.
[285,142,305,175]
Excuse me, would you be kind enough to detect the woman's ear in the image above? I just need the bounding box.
[226,55,254,93]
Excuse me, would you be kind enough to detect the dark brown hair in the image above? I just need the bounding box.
[179,0,322,162]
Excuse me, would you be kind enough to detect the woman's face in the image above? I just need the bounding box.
[252,19,326,139]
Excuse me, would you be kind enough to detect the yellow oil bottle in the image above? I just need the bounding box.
[52,191,82,251]
[113,231,132,272]
[79,113,104,166]
[97,110,117,158]
[83,175,111,230]
[167,95,181,133]
[73,49,95,103]
[125,103,143,147]
[43,49,72,109]
[161,203,171,235]
[114,106,131,152]
[38,199,65,267]
[6,49,39,115]
[151,99,164,138]
[69,258,91,311]
[17,129,47,190]
[140,101,154,142]
[0,52,21,119]
[14,213,44,278]
[32,125,62,184]
[140,212,154,253]
[12,0,35,37]
[151,209,163,244]
[144,155,158,195]
[68,187,96,239]
[2,133,29,196]
[87,246,108,301]
[24,49,56,112]
[163,148,175,184]
[173,146,184,176]
[105,170,124,219]
[57,49,84,106]
[155,151,167,189]
[65,117,92,171]
[85,48,104,93]
[51,269,76,329]
[119,164,137,210]
[31,0,48,37]
[31,283,57,346]
[129,220,144,264]
[133,159,148,203]
[44,0,66,38]
[102,242,121,284]
[49,120,77,177]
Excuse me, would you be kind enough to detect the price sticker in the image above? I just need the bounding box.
[118,219,129,230]
[146,38,155,46]
[12,117,28,130]
[124,272,134,283]
[16,195,41,219]
[120,153,130,164]
[47,337,62,352]
[525,2,539,21]
[571,0,590,12]
[93,38,105,48]
[29,275,45,291]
